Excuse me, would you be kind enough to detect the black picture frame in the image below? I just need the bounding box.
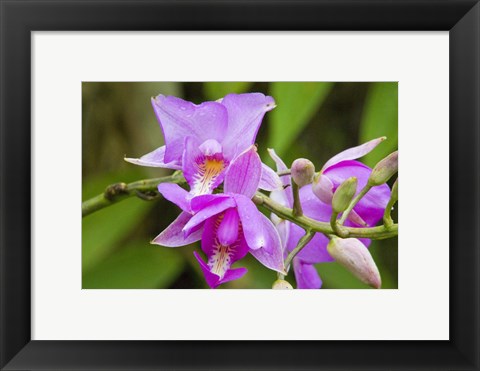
[1,1,479,370]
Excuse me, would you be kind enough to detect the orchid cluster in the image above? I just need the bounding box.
[125,93,398,289]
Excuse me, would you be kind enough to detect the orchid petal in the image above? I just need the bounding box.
[268,148,290,186]
[293,259,322,289]
[218,267,248,285]
[322,137,386,171]
[234,194,269,252]
[124,146,182,169]
[259,163,283,191]
[224,146,262,198]
[199,217,249,286]
[193,251,222,289]
[217,208,240,246]
[249,214,286,274]
[152,95,228,163]
[190,194,232,213]
[152,212,202,247]
[220,93,276,159]
[200,216,246,261]
[194,251,248,289]
[182,137,227,196]
[270,186,291,209]
[183,197,236,236]
[323,160,390,226]
[274,220,290,256]
[157,183,190,212]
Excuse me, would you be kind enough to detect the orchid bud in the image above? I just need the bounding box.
[272,279,293,290]
[368,151,398,186]
[291,158,315,187]
[327,237,381,289]
[332,177,357,214]
[312,173,334,204]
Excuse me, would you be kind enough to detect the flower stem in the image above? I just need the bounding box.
[338,184,372,225]
[330,211,348,238]
[283,230,316,274]
[291,181,303,217]
[252,192,397,240]
[383,179,398,229]
[81,173,185,217]
[277,170,291,177]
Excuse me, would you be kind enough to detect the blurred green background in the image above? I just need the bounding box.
[82,82,398,289]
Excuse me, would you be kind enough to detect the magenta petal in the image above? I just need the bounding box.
[193,251,221,289]
[124,146,182,169]
[224,146,262,198]
[190,194,233,213]
[322,137,386,171]
[157,183,190,212]
[196,222,249,288]
[183,196,236,236]
[218,267,248,285]
[293,259,322,289]
[249,214,285,274]
[152,212,202,247]
[234,194,268,251]
[220,93,276,159]
[152,95,228,163]
[217,208,240,246]
[259,163,283,191]
[202,216,249,262]
[200,216,220,257]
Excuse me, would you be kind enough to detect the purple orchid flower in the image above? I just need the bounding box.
[153,146,285,288]
[311,137,387,226]
[125,93,280,197]
[269,142,391,289]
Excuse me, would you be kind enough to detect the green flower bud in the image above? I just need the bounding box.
[368,151,398,186]
[327,237,382,289]
[291,158,315,187]
[272,279,294,290]
[332,177,357,214]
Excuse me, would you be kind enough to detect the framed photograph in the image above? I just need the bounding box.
[1,1,479,370]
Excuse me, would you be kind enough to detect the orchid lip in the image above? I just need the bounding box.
[208,243,236,279]
[191,153,227,195]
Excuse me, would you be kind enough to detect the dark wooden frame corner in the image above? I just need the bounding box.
[1,1,479,370]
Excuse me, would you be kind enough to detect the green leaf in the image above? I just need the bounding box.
[82,171,153,271]
[82,198,152,271]
[268,82,333,156]
[359,82,398,167]
[204,82,253,101]
[83,241,185,289]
